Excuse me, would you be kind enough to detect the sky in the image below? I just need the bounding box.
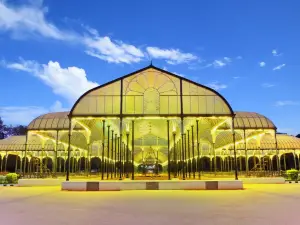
[0,0,299,135]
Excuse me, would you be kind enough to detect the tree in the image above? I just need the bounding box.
[296,134,300,138]
[0,117,27,138]
[0,117,4,139]
[11,125,27,136]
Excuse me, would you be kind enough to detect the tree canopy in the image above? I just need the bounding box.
[0,117,27,139]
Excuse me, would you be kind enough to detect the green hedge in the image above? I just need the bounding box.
[0,175,7,184]
[287,169,299,181]
[5,173,18,184]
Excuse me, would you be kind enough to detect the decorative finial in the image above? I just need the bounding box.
[150,60,153,66]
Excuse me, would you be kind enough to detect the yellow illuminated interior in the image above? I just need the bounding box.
[0,66,299,177]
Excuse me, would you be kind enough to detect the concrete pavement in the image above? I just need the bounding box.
[0,184,299,225]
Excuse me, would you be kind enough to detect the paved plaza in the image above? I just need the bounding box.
[0,184,299,225]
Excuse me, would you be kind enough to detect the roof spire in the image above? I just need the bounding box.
[150,59,153,66]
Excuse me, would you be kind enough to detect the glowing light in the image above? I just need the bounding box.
[126,122,130,133]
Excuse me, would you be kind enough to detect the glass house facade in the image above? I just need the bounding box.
[1,65,300,180]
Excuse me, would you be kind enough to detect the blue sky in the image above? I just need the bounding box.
[0,0,299,134]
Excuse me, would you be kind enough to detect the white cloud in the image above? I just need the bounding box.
[261,83,275,88]
[272,49,282,57]
[1,1,203,65]
[273,64,286,71]
[1,1,206,65]
[259,62,266,67]
[0,0,75,40]
[223,57,231,62]
[146,47,198,65]
[206,81,228,91]
[0,1,145,64]
[0,106,48,125]
[2,59,98,103]
[236,56,242,60]
[212,60,226,68]
[50,100,69,112]
[205,57,232,69]
[0,100,69,125]
[233,76,240,79]
[84,36,144,64]
[275,101,299,107]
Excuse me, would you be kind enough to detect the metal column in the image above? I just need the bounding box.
[111,130,114,179]
[101,120,105,180]
[196,120,201,179]
[107,125,110,180]
[126,132,129,179]
[187,129,191,178]
[191,125,195,179]
[66,117,72,181]
[232,118,238,180]
[167,120,171,180]
[181,120,185,180]
[131,120,135,180]
[173,131,177,178]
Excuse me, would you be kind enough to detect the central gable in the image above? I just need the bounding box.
[71,66,233,116]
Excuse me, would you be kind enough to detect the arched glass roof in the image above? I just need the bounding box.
[27,112,82,131]
[26,110,277,133]
[223,134,300,150]
[218,111,276,130]
[70,65,234,117]
[276,135,300,149]
[0,135,43,151]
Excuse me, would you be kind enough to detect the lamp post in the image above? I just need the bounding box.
[167,120,171,180]
[156,148,159,175]
[126,131,130,179]
[181,133,185,180]
[107,125,110,180]
[191,125,195,179]
[173,130,177,178]
[131,120,135,180]
[196,120,200,179]
[118,136,122,180]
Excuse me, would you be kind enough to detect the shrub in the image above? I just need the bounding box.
[6,173,18,184]
[0,175,6,184]
[286,169,299,181]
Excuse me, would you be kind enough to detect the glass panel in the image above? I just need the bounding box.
[72,68,231,116]
[52,118,59,129]
[39,119,47,129]
[33,118,42,129]
[62,119,69,129]
[159,96,169,114]
[123,68,180,115]
[190,96,199,114]
[260,117,269,128]
[182,96,191,114]
[237,118,245,128]
[182,81,231,115]
[243,117,250,128]
[169,96,180,114]
[215,96,225,113]
[124,96,136,114]
[198,96,207,114]
[254,118,263,127]
[73,81,121,115]
[206,96,215,114]
[45,119,54,129]
[247,118,256,128]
